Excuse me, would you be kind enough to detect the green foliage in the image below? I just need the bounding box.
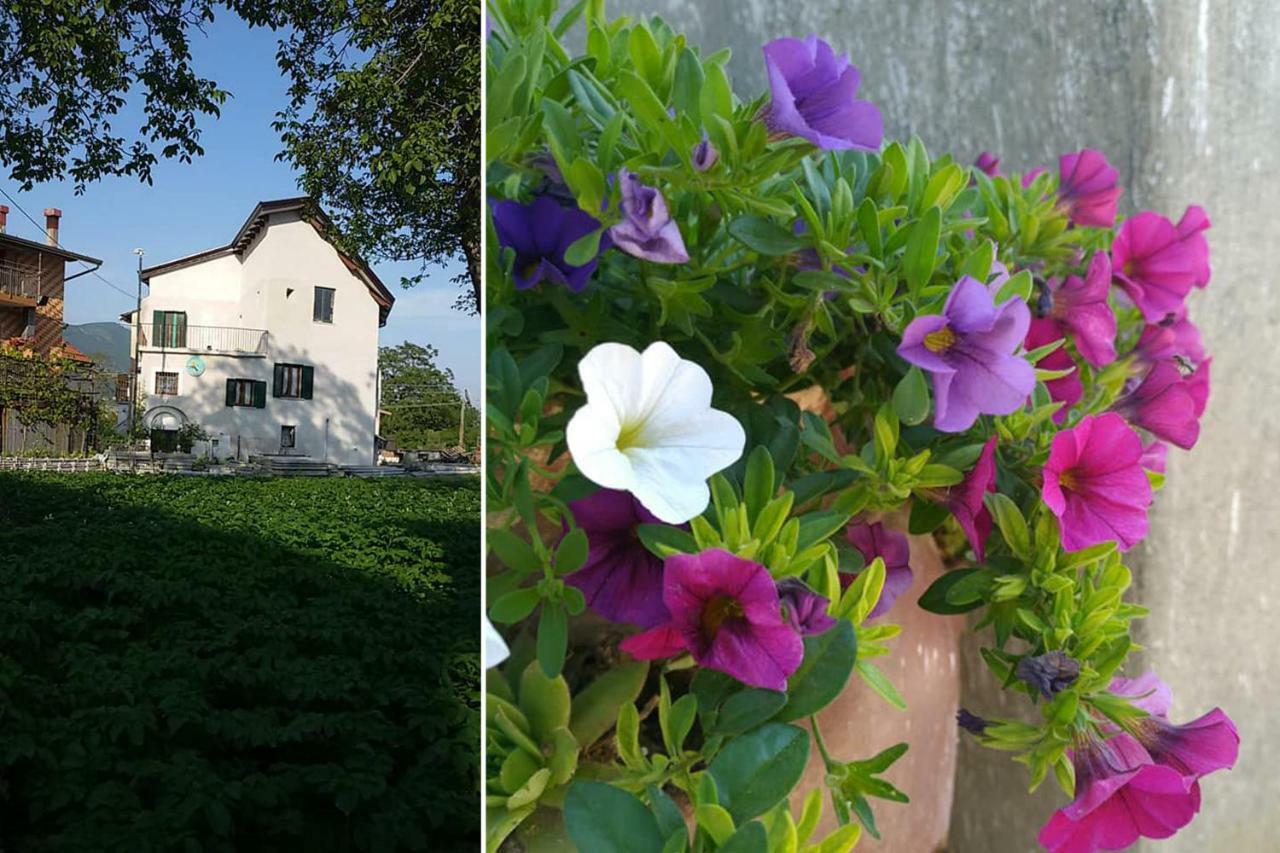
[0,347,98,430]
[0,473,480,851]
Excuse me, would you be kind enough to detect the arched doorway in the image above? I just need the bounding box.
[144,406,187,453]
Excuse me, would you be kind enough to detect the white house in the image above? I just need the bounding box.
[127,198,394,466]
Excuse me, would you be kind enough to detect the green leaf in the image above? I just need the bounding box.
[489,586,541,624]
[556,526,590,575]
[648,784,686,841]
[708,723,811,823]
[959,240,995,282]
[488,528,541,574]
[728,215,807,255]
[564,781,666,852]
[742,446,776,527]
[537,603,569,678]
[715,689,788,736]
[891,367,930,426]
[985,492,1031,559]
[775,620,857,722]
[907,500,949,535]
[564,227,605,267]
[917,569,986,615]
[995,269,1034,304]
[542,98,580,162]
[902,206,941,293]
[570,661,649,747]
[520,661,572,742]
[635,523,698,557]
[856,660,907,711]
[719,820,768,853]
[672,48,704,124]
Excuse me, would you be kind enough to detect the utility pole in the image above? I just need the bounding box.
[129,248,144,449]
[458,391,468,450]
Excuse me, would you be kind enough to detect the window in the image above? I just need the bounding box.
[313,287,335,323]
[21,307,36,338]
[155,372,179,396]
[151,311,188,348]
[224,378,266,408]
[273,363,315,399]
[280,425,296,448]
[115,373,131,403]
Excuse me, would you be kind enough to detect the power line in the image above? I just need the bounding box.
[0,186,136,301]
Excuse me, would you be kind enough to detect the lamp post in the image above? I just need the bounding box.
[128,248,144,447]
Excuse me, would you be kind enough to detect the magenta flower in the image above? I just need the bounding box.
[898,276,1035,433]
[1057,149,1122,228]
[974,151,1001,176]
[1135,309,1206,367]
[1026,317,1083,424]
[1038,731,1200,853]
[1141,441,1169,474]
[564,488,671,629]
[776,577,837,636]
[1114,361,1203,450]
[609,169,689,264]
[1044,252,1117,367]
[692,135,719,172]
[1111,673,1239,783]
[492,196,606,292]
[1186,358,1211,417]
[843,521,914,618]
[1111,207,1211,322]
[1042,413,1153,552]
[945,436,998,562]
[762,36,883,151]
[1021,166,1047,188]
[620,549,804,691]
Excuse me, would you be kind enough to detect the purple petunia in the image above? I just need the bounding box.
[842,521,914,618]
[775,577,837,636]
[974,151,1002,177]
[897,275,1035,433]
[692,135,719,172]
[492,195,605,292]
[609,169,690,264]
[620,549,804,691]
[563,488,671,629]
[762,36,883,151]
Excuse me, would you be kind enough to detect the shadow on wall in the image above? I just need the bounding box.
[0,472,480,851]
[141,339,380,465]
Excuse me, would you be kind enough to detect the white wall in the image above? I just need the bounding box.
[137,210,383,466]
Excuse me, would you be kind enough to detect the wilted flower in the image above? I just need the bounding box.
[945,436,999,562]
[1057,149,1122,228]
[492,195,605,292]
[1015,651,1081,698]
[775,577,837,636]
[1111,207,1211,322]
[1114,361,1203,450]
[843,521,914,618]
[565,341,745,524]
[609,169,690,264]
[762,35,883,151]
[1141,440,1169,474]
[897,275,1035,433]
[1026,317,1083,424]
[956,709,990,735]
[692,135,719,171]
[621,550,804,691]
[1044,252,1117,367]
[564,489,671,628]
[1042,413,1153,552]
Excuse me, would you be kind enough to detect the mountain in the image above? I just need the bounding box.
[64,322,131,372]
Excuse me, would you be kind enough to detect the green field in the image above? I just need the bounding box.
[0,473,480,852]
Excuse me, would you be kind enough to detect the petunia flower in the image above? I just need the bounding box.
[775,577,837,636]
[1134,308,1206,367]
[491,195,606,292]
[1141,440,1169,474]
[946,436,998,562]
[692,135,719,172]
[1044,252,1117,367]
[1113,361,1203,450]
[974,151,1002,176]
[1026,317,1083,424]
[762,35,883,151]
[484,616,509,668]
[1186,358,1211,417]
[1111,672,1239,784]
[620,549,805,691]
[1057,149,1122,228]
[564,488,672,628]
[1038,729,1201,853]
[1042,413,1153,552]
[843,521,914,618]
[565,341,746,524]
[897,275,1035,433]
[1111,207,1211,322]
[609,169,690,264]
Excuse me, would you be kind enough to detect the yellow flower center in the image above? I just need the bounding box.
[700,595,744,639]
[924,326,957,353]
[1059,469,1080,492]
[615,420,645,452]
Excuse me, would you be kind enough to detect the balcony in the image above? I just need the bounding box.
[0,261,40,307]
[138,323,269,356]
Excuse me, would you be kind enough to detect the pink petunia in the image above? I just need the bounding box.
[1112,208,1211,323]
[946,436,998,561]
[1111,672,1240,784]
[1041,413,1153,552]
[1057,149,1122,228]
[1026,317,1083,424]
[1113,361,1203,450]
[1134,308,1206,368]
[1046,252,1117,367]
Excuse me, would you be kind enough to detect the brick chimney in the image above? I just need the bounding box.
[0,205,8,233]
[44,208,61,246]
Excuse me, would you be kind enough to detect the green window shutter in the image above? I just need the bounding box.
[225,378,236,407]
[253,380,267,408]
[152,313,165,347]
[174,312,188,348]
[301,366,314,400]
[273,364,284,397]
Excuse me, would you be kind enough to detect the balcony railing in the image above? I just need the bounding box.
[139,324,269,355]
[0,261,40,303]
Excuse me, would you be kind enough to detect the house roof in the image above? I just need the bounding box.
[139,197,396,326]
[0,231,103,266]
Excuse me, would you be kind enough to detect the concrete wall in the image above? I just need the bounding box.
[615,1,1280,850]
[139,210,383,466]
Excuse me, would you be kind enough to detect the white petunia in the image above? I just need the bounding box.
[484,616,509,668]
[565,341,746,524]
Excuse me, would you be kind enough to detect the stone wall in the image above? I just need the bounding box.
[0,456,102,472]
[612,2,1280,849]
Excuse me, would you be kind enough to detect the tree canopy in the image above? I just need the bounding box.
[378,342,478,450]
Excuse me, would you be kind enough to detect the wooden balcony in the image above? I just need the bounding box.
[0,261,39,307]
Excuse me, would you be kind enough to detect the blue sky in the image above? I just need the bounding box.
[0,15,479,399]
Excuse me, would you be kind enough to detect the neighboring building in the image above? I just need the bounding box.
[128,198,394,466]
